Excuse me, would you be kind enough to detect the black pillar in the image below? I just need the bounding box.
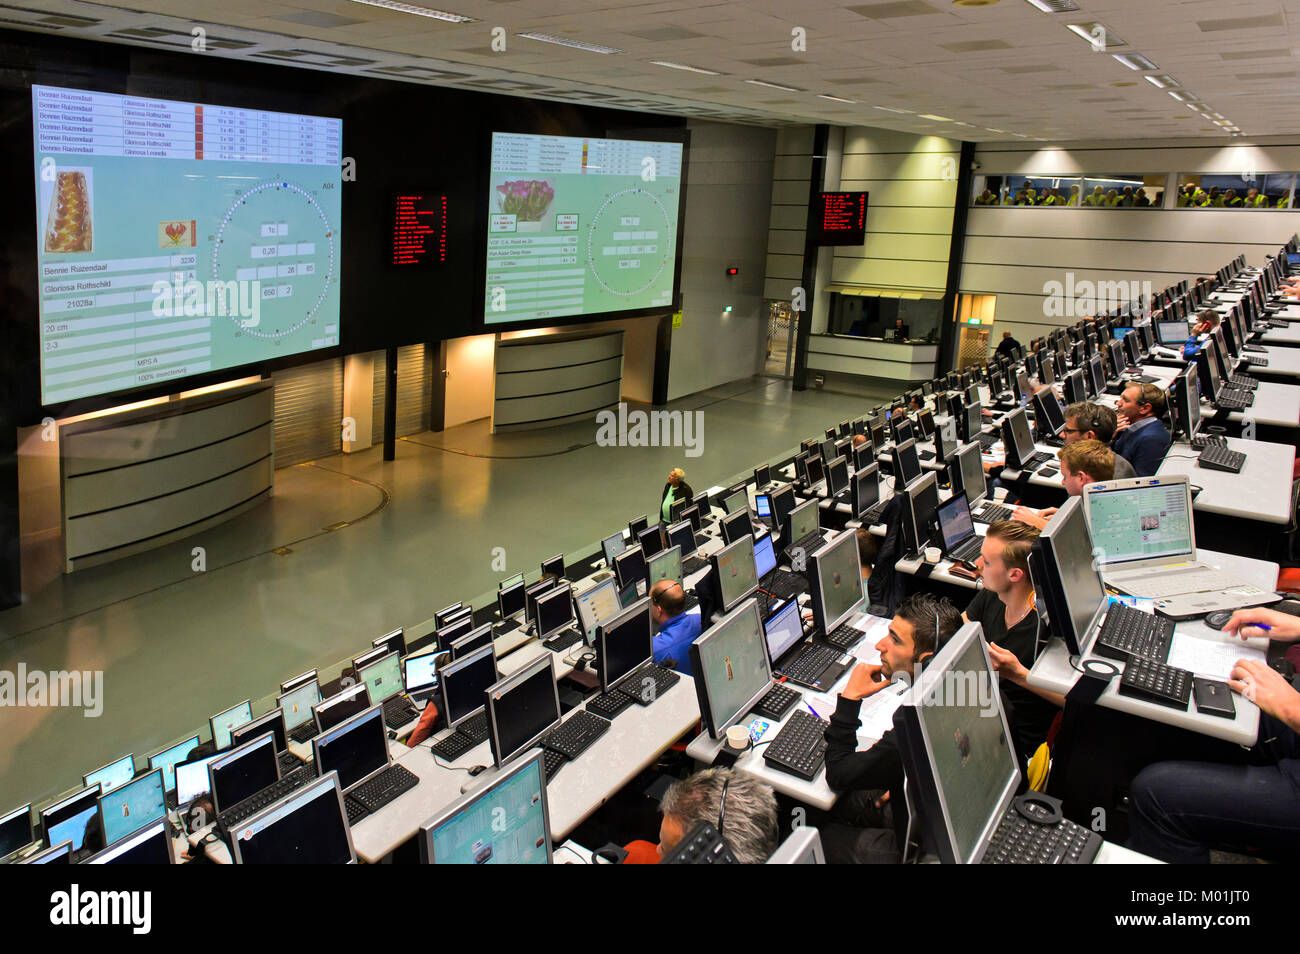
[383,345,397,461]
[792,123,830,391]
[938,140,977,374]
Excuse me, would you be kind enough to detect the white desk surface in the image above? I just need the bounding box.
[1219,382,1300,429]
[685,609,896,811]
[1156,436,1295,524]
[1253,346,1300,377]
[1027,548,1275,747]
[1095,841,1164,864]
[1263,323,1300,346]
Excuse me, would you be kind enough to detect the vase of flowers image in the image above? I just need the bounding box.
[497,179,554,231]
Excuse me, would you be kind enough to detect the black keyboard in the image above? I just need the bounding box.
[349,763,419,813]
[861,499,890,525]
[779,643,844,688]
[541,709,612,760]
[973,502,1013,524]
[789,530,823,557]
[278,752,304,777]
[344,797,369,826]
[765,569,808,601]
[822,621,867,653]
[682,589,700,612]
[918,449,936,461]
[1092,602,1175,663]
[947,534,983,565]
[543,627,584,653]
[661,821,739,864]
[218,766,314,831]
[1246,356,1269,367]
[1227,372,1258,389]
[1118,656,1193,710]
[382,696,418,730]
[978,431,1000,451]
[585,691,634,720]
[1039,435,1065,448]
[981,809,1102,864]
[1017,450,1053,472]
[762,710,829,781]
[1243,344,1267,353]
[1199,443,1246,474]
[543,748,565,785]
[1216,388,1253,411]
[430,730,476,761]
[752,683,800,721]
[288,721,317,744]
[682,555,709,576]
[616,662,681,705]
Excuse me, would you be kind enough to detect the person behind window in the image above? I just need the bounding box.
[893,318,909,340]
[1134,188,1151,207]
[1066,184,1081,206]
[1084,185,1105,206]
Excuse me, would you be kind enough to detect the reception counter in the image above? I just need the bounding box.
[806,334,938,383]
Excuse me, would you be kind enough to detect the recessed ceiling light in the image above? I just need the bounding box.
[918,113,953,121]
[1023,0,1080,11]
[650,61,721,75]
[1112,52,1158,71]
[1168,90,1195,102]
[818,93,857,103]
[1144,74,1179,89]
[1068,22,1125,48]
[952,0,999,6]
[874,105,912,113]
[746,79,802,92]
[1111,81,1138,87]
[346,0,476,21]
[516,32,623,54]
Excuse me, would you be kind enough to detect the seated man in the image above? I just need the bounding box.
[649,579,701,676]
[651,767,779,863]
[1182,310,1220,359]
[1126,607,1300,863]
[820,592,963,864]
[1011,439,1116,530]
[1111,383,1171,477]
[963,520,1058,765]
[1066,402,1135,478]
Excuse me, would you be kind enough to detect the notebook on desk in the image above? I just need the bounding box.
[1081,475,1280,618]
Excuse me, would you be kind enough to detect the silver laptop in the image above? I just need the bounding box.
[1081,474,1280,617]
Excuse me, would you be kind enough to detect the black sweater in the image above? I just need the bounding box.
[824,695,908,845]
[659,481,694,517]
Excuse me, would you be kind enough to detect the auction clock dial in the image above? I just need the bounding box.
[210,178,336,340]
[585,187,672,297]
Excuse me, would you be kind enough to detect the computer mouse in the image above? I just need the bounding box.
[1205,610,1233,631]
[468,765,488,776]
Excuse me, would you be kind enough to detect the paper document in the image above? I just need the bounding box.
[1167,632,1267,680]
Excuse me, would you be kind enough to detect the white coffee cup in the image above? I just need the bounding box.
[993,486,1009,503]
[726,725,751,751]
[924,546,942,564]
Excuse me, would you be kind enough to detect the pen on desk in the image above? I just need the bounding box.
[806,702,820,718]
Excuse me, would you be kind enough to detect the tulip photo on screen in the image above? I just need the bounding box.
[496,179,554,221]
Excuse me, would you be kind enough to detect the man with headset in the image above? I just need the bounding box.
[817,592,963,863]
[649,578,702,676]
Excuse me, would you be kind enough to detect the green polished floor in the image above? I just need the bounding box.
[0,375,893,810]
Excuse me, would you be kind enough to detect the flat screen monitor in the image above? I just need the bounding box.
[210,700,253,750]
[720,509,752,545]
[94,767,166,848]
[451,624,494,660]
[628,515,649,538]
[434,603,466,628]
[665,519,697,559]
[851,464,880,520]
[647,545,682,588]
[278,681,321,735]
[313,683,371,734]
[485,132,682,327]
[498,580,527,620]
[614,546,649,593]
[230,709,288,754]
[88,819,171,864]
[771,485,797,532]
[174,753,221,808]
[712,535,759,613]
[209,733,278,814]
[601,531,627,567]
[809,531,864,636]
[436,616,476,654]
[535,583,576,640]
[372,628,407,661]
[280,669,317,695]
[827,456,849,496]
[83,755,135,794]
[597,598,654,694]
[689,600,772,739]
[358,651,404,704]
[540,554,565,579]
[41,785,101,852]
[30,85,342,407]
[902,472,941,555]
[0,805,34,859]
[894,438,922,487]
[1027,497,1106,656]
[231,774,355,864]
[486,656,561,769]
[956,442,987,505]
[783,498,820,552]
[418,751,550,865]
[440,644,499,731]
[637,524,665,558]
[313,705,388,792]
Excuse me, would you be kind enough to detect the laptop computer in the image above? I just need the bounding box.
[762,597,849,691]
[1081,475,1279,618]
[935,493,983,568]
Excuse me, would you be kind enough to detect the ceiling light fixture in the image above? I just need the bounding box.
[1144,74,1179,89]
[1111,52,1158,71]
[917,113,953,121]
[817,93,857,103]
[650,60,721,75]
[746,79,802,92]
[516,32,623,54]
[347,0,477,22]
[1068,22,1125,48]
[1023,0,1080,11]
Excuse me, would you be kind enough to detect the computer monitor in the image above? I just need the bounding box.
[952,442,987,506]
[933,418,957,466]
[767,827,827,864]
[418,750,551,865]
[819,439,838,468]
[869,421,887,453]
[434,603,466,628]
[1039,357,1055,387]
[894,438,922,487]
[805,455,825,489]
[499,579,527,620]
[721,509,752,545]
[628,514,649,538]
[499,572,526,590]
[372,628,406,660]
[524,580,559,633]
[723,489,749,516]
[0,805,34,860]
[601,531,627,567]
[809,531,864,636]
[637,524,665,558]
[827,456,849,497]
[754,533,777,580]
[230,708,288,754]
[1087,354,1106,397]
[208,732,279,815]
[782,498,820,554]
[313,683,371,735]
[1031,387,1066,438]
[450,623,494,660]
[574,578,621,645]
[404,651,441,699]
[351,645,389,674]
[1157,319,1190,346]
[681,505,703,533]
[754,463,771,488]
[230,773,356,864]
[893,621,1021,864]
[892,417,915,449]
[614,546,649,593]
[852,442,873,472]
[712,535,759,613]
[596,597,654,694]
[1172,364,1201,440]
[1123,329,1141,366]
[851,464,881,521]
[313,705,389,793]
[771,485,797,532]
[355,651,403,705]
[278,680,321,736]
[440,643,499,731]
[962,401,983,443]
[209,700,253,750]
[1000,408,1036,470]
[87,818,172,864]
[691,492,711,515]
[536,583,576,641]
[647,545,683,588]
[436,615,476,654]
[83,754,135,794]
[901,471,941,555]
[25,842,72,864]
[1026,497,1106,656]
[93,767,166,847]
[486,656,561,769]
[280,669,317,695]
[1062,369,1085,407]
[689,600,772,739]
[663,521,696,563]
[173,752,221,809]
[41,785,101,852]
